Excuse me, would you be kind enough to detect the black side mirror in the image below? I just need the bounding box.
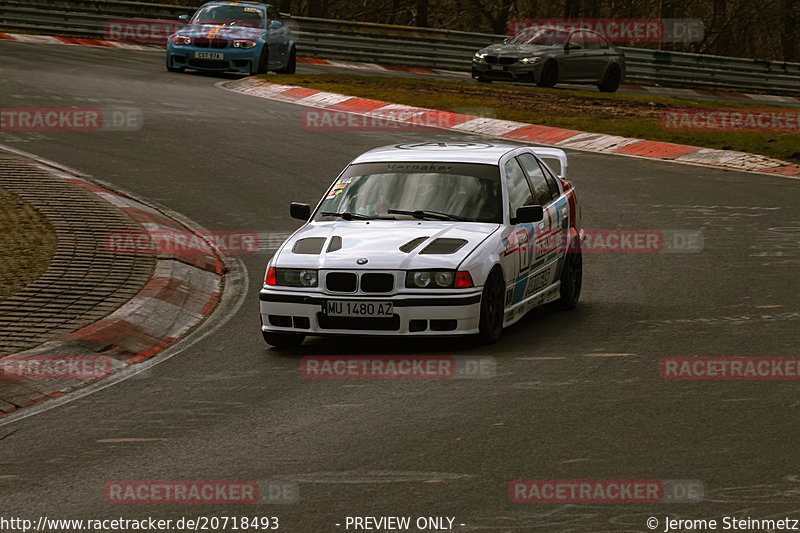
[290,202,311,221]
[513,205,544,224]
[178,14,189,21]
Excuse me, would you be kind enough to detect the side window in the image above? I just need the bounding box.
[537,159,561,200]
[567,31,584,50]
[517,154,553,206]
[584,31,606,50]
[504,158,535,220]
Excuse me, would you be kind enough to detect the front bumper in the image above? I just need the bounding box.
[259,289,483,336]
[167,44,260,73]
[472,60,540,82]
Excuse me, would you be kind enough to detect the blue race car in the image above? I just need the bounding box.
[166,1,296,75]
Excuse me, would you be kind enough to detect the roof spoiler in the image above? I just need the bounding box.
[531,147,568,179]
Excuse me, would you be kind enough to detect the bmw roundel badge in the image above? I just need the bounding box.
[356,257,368,265]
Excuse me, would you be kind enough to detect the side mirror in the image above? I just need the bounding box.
[178,14,189,22]
[513,205,544,224]
[269,20,282,29]
[290,202,311,221]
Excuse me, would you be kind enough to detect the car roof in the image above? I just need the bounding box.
[351,142,525,165]
[201,1,271,7]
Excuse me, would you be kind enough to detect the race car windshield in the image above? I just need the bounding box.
[510,28,569,46]
[317,162,502,223]
[190,5,264,27]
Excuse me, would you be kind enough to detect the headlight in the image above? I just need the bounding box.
[271,268,318,287]
[520,57,541,64]
[171,35,191,45]
[406,270,456,289]
[474,52,488,60]
[233,39,257,49]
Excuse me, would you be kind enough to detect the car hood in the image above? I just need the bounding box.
[479,43,556,58]
[177,24,264,40]
[274,221,500,270]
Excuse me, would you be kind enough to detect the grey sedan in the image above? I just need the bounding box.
[472,27,625,92]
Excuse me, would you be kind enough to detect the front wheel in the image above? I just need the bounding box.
[252,47,268,75]
[477,268,505,344]
[550,238,582,310]
[262,331,305,348]
[276,46,296,74]
[166,56,184,73]
[597,64,621,92]
[536,60,558,88]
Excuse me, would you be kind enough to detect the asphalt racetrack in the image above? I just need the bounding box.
[1,41,800,532]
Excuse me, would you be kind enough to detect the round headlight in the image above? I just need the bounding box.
[434,271,454,287]
[299,270,317,287]
[413,272,431,288]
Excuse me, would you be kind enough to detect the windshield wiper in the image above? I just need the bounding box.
[387,209,467,221]
[320,211,376,220]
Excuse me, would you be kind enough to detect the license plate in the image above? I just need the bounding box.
[324,300,393,318]
[195,52,223,60]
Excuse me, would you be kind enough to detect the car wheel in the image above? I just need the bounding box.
[276,46,296,74]
[597,64,621,92]
[550,237,582,310]
[262,331,305,348]
[477,267,505,344]
[165,56,184,73]
[252,46,268,75]
[536,60,558,88]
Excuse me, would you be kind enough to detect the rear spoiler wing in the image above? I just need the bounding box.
[531,147,568,179]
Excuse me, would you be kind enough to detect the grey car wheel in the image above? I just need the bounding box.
[598,64,621,92]
[536,60,558,88]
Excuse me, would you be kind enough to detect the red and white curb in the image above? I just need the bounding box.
[223,77,800,178]
[0,154,224,413]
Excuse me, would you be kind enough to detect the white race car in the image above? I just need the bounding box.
[259,142,583,347]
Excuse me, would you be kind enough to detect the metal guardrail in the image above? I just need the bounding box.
[2,0,799,95]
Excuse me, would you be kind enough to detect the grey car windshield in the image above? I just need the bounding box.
[316,162,502,223]
[510,28,569,46]
[191,5,264,27]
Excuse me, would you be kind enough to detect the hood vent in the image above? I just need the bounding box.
[399,236,429,253]
[326,236,343,253]
[419,238,468,255]
[292,237,326,255]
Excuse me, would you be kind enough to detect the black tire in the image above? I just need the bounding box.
[597,64,621,92]
[536,60,558,88]
[262,331,305,348]
[476,76,492,83]
[252,46,268,75]
[550,237,582,310]
[166,56,184,73]
[276,46,296,74]
[477,267,505,344]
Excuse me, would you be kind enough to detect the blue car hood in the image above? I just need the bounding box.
[177,24,265,40]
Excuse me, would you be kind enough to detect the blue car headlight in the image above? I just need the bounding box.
[171,35,191,45]
[232,39,257,49]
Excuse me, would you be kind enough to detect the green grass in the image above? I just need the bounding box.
[263,73,800,164]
